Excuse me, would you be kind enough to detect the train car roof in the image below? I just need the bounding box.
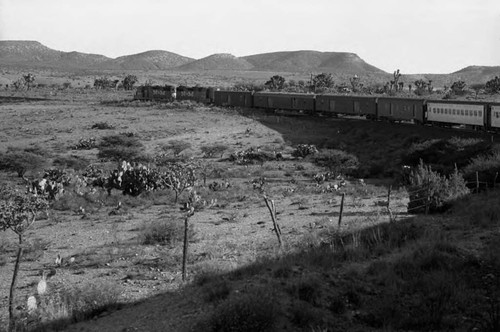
[426,99,489,105]
[253,91,316,98]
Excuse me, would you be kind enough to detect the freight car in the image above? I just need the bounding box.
[377,97,426,124]
[176,86,215,103]
[134,85,176,101]
[316,94,377,118]
[253,92,315,113]
[214,90,253,107]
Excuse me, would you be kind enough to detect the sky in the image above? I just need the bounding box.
[0,0,499,74]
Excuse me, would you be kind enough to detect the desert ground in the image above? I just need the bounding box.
[0,82,499,332]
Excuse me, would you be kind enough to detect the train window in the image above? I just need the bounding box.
[465,110,468,116]
[479,111,482,117]
[461,110,464,116]
[474,110,477,116]
[452,109,456,115]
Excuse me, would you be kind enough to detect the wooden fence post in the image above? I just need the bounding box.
[425,181,430,215]
[387,186,394,222]
[263,196,282,247]
[182,207,195,281]
[338,193,345,229]
[476,172,479,193]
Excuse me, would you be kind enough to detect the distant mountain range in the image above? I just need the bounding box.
[0,41,499,82]
[0,40,385,74]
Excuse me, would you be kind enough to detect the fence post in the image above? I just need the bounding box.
[387,186,394,222]
[182,207,195,281]
[476,172,479,193]
[338,193,345,229]
[494,172,498,189]
[263,195,282,248]
[425,181,430,215]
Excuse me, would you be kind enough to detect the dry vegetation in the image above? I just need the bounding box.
[0,85,499,332]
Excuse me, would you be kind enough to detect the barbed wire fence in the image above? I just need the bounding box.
[401,170,499,215]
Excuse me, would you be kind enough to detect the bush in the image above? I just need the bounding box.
[141,219,194,246]
[91,121,115,130]
[292,144,318,158]
[407,161,469,213]
[198,290,278,332]
[462,150,500,187]
[402,138,490,175]
[200,144,229,158]
[0,150,47,177]
[314,149,359,176]
[53,155,89,170]
[97,134,147,162]
[229,148,275,165]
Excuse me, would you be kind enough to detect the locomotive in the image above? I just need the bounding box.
[135,85,500,131]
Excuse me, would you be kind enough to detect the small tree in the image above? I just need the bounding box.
[162,162,197,203]
[0,187,49,331]
[122,75,138,91]
[265,75,286,91]
[22,73,35,90]
[0,151,47,178]
[470,83,485,99]
[451,80,467,96]
[312,73,334,92]
[485,76,500,94]
[349,75,362,93]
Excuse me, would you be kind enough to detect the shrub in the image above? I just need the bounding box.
[402,138,490,175]
[91,121,115,130]
[202,279,232,303]
[0,150,47,177]
[21,282,122,331]
[407,161,469,213]
[314,149,359,176]
[53,155,89,170]
[462,150,500,187]
[292,144,319,158]
[141,219,194,246]
[72,137,97,150]
[200,143,229,158]
[198,290,278,332]
[229,147,275,165]
[161,140,192,156]
[97,134,147,162]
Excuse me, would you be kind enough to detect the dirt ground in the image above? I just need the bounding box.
[0,91,414,330]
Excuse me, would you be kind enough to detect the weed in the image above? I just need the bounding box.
[141,219,195,246]
[197,288,279,332]
[201,278,232,303]
[287,275,322,305]
[290,301,323,328]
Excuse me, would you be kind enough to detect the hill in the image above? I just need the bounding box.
[112,50,194,70]
[0,40,112,69]
[242,50,386,74]
[174,53,254,71]
[0,41,192,70]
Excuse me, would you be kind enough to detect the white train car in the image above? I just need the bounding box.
[490,104,500,130]
[426,101,486,128]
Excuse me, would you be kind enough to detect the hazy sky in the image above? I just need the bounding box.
[1,0,499,73]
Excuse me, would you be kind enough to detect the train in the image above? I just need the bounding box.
[134,85,500,131]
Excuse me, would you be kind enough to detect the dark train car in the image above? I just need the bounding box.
[253,92,315,112]
[214,90,253,107]
[134,85,175,101]
[176,86,214,103]
[315,95,377,117]
[377,97,426,123]
[426,99,487,128]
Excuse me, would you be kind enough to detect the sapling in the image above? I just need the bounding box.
[0,187,49,331]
